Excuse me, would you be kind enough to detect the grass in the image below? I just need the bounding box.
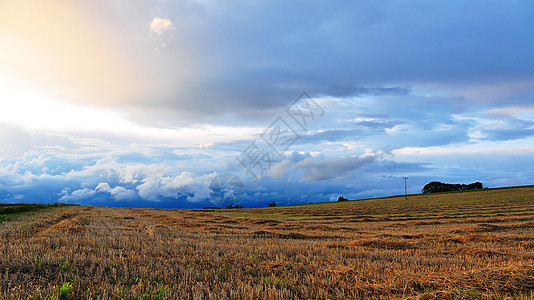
[0,203,70,224]
[46,282,73,300]
[0,186,534,298]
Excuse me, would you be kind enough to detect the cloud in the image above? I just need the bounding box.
[149,17,175,54]
[95,182,136,201]
[59,187,96,202]
[296,155,376,181]
[267,154,376,182]
[481,119,534,141]
[268,159,292,179]
[136,171,216,203]
[95,182,111,193]
[109,186,137,201]
[150,17,174,36]
[137,1,534,118]
[3,1,534,124]
[301,129,364,143]
[0,122,76,158]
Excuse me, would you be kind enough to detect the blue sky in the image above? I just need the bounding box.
[0,1,533,208]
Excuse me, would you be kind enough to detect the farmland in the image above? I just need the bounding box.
[1,186,534,299]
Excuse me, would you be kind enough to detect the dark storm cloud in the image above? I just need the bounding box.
[154,0,534,116]
[295,155,376,181]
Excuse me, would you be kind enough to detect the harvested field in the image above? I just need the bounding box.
[1,187,534,299]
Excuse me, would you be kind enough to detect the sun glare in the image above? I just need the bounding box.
[0,82,119,133]
[0,79,258,146]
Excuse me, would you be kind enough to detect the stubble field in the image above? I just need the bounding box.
[1,186,534,299]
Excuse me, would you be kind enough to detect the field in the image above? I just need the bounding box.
[1,187,534,299]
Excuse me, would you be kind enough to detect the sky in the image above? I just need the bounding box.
[1,1,533,208]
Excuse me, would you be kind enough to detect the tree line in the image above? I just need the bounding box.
[422,181,483,194]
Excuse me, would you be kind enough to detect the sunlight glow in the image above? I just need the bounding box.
[0,82,259,146]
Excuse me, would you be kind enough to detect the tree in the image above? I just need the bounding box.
[225,204,242,209]
[267,201,277,207]
[422,181,483,193]
[338,196,348,202]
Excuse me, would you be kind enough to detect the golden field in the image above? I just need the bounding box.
[1,186,534,299]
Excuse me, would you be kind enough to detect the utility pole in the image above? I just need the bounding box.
[403,177,408,200]
[258,193,262,208]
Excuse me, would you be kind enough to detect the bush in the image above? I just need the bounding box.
[338,196,348,202]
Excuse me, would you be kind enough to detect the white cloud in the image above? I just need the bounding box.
[95,182,111,192]
[150,17,174,36]
[109,186,137,201]
[136,177,162,201]
[59,187,96,202]
[136,171,216,203]
[62,182,137,202]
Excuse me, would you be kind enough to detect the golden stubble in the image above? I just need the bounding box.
[1,187,534,299]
